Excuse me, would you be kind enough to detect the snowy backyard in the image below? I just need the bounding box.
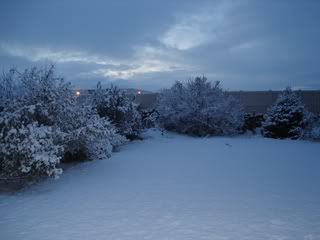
[1,129,319,240]
[1,0,320,239]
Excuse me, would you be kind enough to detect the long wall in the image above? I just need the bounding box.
[229,91,320,114]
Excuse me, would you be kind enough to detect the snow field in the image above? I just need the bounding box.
[1,129,320,240]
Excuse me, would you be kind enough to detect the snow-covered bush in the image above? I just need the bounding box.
[157,76,244,136]
[62,105,126,162]
[0,69,18,112]
[140,109,159,128]
[0,108,63,178]
[0,66,126,179]
[19,66,74,126]
[242,113,264,134]
[302,112,320,141]
[310,127,320,140]
[0,66,73,125]
[93,82,142,140]
[262,88,307,139]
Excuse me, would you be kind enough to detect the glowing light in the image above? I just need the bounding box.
[137,91,142,95]
[76,91,81,96]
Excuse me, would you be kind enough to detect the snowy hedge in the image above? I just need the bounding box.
[242,113,264,134]
[93,82,143,140]
[157,76,244,136]
[262,88,307,139]
[0,107,63,178]
[0,66,125,179]
[61,105,126,162]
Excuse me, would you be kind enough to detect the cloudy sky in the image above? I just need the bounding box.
[0,0,320,91]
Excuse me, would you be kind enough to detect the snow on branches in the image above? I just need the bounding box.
[0,66,125,179]
[62,105,126,162]
[157,76,244,136]
[93,82,143,140]
[262,87,307,139]
[0,109,63,178]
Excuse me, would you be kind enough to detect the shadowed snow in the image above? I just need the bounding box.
[1,129,320,240]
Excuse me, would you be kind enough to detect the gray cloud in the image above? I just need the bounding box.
[0,0,320,91]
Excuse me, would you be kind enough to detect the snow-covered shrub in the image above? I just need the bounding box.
[62,105,126,162]
[93,82,142,140]
[242,113,264,134]
[310,127,320,140]
[0,66,126,179]
[11,67,125,161]
[302,112,320,141]
[0,69,18,112]
[18,66,74,126]
[262,87,307,139]
[157,76,244,136]
[0,66,74,126]
[0,109,63,178]
[140,109,159,128]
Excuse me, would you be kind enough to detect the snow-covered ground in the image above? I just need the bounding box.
[1,129,320,240]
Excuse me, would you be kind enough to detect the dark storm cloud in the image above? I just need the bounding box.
[0,0,319,90]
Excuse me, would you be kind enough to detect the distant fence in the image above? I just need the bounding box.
[134,93,158,109]
[134,91,320,114]
[229,91,320,114]
[73,89,320,114]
